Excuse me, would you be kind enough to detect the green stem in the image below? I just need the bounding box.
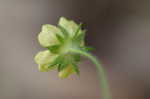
[70,49,111,99]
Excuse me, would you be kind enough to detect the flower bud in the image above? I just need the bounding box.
[58,65,75,78]
[38,64,49,72]
[38,24,61,47]
[38,64,57,72]
[34,50,57,65]
[35,17,87,78]
[58,17,82,37]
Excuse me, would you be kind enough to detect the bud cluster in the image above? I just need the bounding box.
[34,17,90,78]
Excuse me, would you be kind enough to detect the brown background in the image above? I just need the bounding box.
[0,0,150,99]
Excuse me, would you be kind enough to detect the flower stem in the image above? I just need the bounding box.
[70,49,111,99]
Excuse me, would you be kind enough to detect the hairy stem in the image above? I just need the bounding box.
[70,49,111,99]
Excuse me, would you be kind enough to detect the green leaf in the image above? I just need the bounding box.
[38,64,50,72]
[48,61,58,68]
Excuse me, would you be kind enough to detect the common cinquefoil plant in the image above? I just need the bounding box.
[34,17,111,99]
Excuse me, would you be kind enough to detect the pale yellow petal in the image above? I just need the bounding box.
[38,64,57,72]
[38,24,61,47]
[34,50,57,65]
[58,17,82,36]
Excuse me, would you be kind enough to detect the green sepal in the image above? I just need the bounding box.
[47,44,61,54]
[73,54,81,62]
[73,23,82,38]
[55,33,65,44]
[58,65,75,78]
[81,46,95,52]
[73,30,86,44]
[58,60,69,72]
[38,65,50,72]
[72,63,80,75]
[58,25,69,37]
[49,55,64,66]
[47,61,58,69]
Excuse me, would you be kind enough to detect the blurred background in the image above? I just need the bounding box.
[0,0,150,99]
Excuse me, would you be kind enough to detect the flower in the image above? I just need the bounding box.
[58,17,83,37]
[34,17,89,78]
[38,24,62,47]
[34,17,112,99]
[34,50,58,72]
[58,65,75,78]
